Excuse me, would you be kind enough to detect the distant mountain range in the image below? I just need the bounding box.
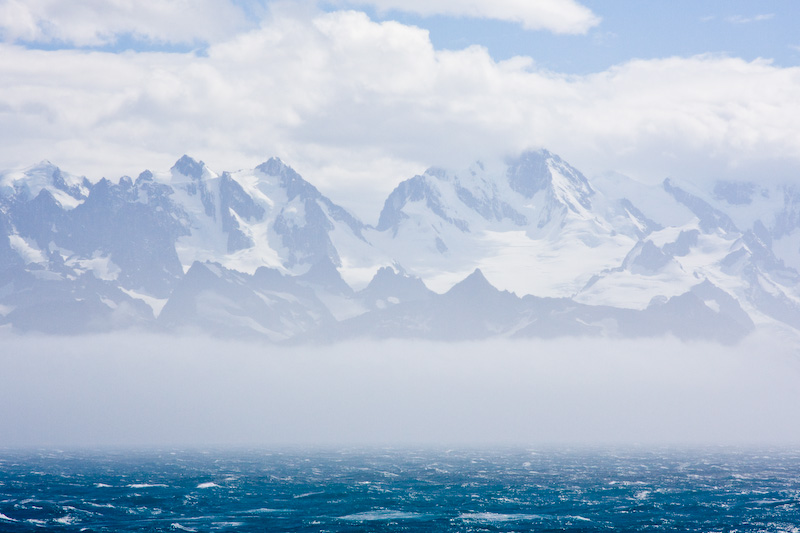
[2,150,799,343]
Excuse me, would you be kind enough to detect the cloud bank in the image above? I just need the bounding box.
[1,334,799,448]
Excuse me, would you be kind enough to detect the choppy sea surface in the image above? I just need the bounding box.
[0,448,799,532]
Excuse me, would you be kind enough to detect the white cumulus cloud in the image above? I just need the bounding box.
[335,0,601,34]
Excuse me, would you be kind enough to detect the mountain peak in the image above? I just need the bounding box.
[362,265,417,292]
[136,170,154,184]
[467,267,487,280]
[359,265,433,305]
[424,167,448,180]
[31,159,58,171]
[375,173,472,233]
[0,160,89,204]
[256,157,289,176]
[376,175,430,231]
[18,160,62,183]
[256,157,321,201]
[171,155,206,180]
[446,268,496,297]
[506,149,593,211]
[367,265,401,286]
[440,268,523,326]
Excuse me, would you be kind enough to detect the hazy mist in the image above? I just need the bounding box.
[2,332,799,448]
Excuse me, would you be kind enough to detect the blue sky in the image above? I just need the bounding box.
[1,0,799,219]
[394,0,800,73]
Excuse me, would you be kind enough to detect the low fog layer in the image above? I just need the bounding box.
[2,333,799,448]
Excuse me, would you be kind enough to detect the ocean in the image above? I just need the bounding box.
[0,448,798,531]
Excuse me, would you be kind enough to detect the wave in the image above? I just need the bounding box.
[459,512,591,523]
[339,510,427,521]
[170,523,197,532]
[459,512,545,523]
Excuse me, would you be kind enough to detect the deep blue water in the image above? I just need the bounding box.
[0,448,799,531]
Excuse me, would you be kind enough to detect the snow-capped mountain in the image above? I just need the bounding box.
[167,155,379,280]
[1,150,798,343]
[368,150,640,295]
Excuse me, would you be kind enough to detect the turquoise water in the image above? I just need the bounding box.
[0,449,798,531]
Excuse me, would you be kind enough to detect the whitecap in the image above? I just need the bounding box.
[55,515,79,525]
[293,491,323,499]
[128,483,168,488]
[196,482,220,489]
[459,512,544,523]
[567,515,592,522]
[86,502,117,509]
[170,523,197,532]
[753,498,794,506]
[212,521,244,528]
[0,512,17,522]
[340,510,425,521]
